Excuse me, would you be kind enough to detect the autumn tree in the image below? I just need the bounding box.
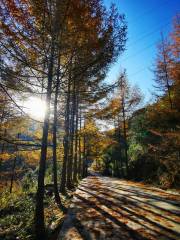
[153,34,173,109]
[169,15,180,111]
[94,71,142,176]
[59,0,127,191]
[128,16,180,187]
[0,0,127,238]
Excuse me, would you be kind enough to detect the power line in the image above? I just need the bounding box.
[127,20,170,48]
[119,24,172,79]
[122,41,156,62]
[115,0,170,28]
[113,0,172,61]
[106,2,173,82]
[121,18,171,62]
[128,66,149,78]
[89,1,174,95]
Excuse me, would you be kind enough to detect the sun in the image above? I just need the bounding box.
[23,97,47,120]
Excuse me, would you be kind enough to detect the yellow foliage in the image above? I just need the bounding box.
[0,152,14,161]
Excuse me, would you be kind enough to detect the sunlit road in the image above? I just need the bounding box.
[58,176,180,240]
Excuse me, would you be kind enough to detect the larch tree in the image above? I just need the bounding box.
[153,34,174,110]
[169,15,180,111]
[117,72,142,174]
[94,71,143,176]
[59,0,127,192]
[0,0,127,239]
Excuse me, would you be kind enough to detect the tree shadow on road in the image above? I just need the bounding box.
[74,193,150,240]
[59,177,180,240]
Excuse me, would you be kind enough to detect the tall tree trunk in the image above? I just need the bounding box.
[122,98,128,176]
[163,55,173,110]
[117,115,123,177]
[82,135,87,178]
[161,34,173,110]
[73,93,79,183]
[60,77,71,193]
[67,78,76,188]
[78,106,82,179]
[10,144,18,193]
[35,42,54,240]
[10,133,19,193]
[10,155,16,193]
[52,53,61,205]
[0,128,7,163]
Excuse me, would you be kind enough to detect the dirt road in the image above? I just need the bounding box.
[58,176,180,240]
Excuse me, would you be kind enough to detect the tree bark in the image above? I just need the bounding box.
[67,77,76,188]
[82,135,87,178]
[10,145,17,193]
[73,93,79,183]
[78,106,82,179]
[10,133,19,193]
[35,41,55,240]
[161,34,173,110]
[117,115,123,177]
[122,98,128,176]
[60,77,71,193]
[52,53,61,205]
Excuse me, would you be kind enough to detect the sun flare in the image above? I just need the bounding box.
[23,97,47,120]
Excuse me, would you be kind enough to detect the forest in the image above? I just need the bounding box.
[0,1,179,240]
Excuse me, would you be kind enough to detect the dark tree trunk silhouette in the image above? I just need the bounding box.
[73,93,79,183]
[82,135,87,178]
[60,77,71,193]
[122,97,128,175]
[67,77,75,189]
[78,106,82,179]
[35,42,55,240]
[67,75,79,187]
[117,115,123,177]
[10,147,17,193]
[10,133,19,193]
[52,53,61,205]
[161,37,173,110]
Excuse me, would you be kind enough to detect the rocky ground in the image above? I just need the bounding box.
[58,176,180,240]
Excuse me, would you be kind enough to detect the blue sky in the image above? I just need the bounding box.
[103,0,180,102]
